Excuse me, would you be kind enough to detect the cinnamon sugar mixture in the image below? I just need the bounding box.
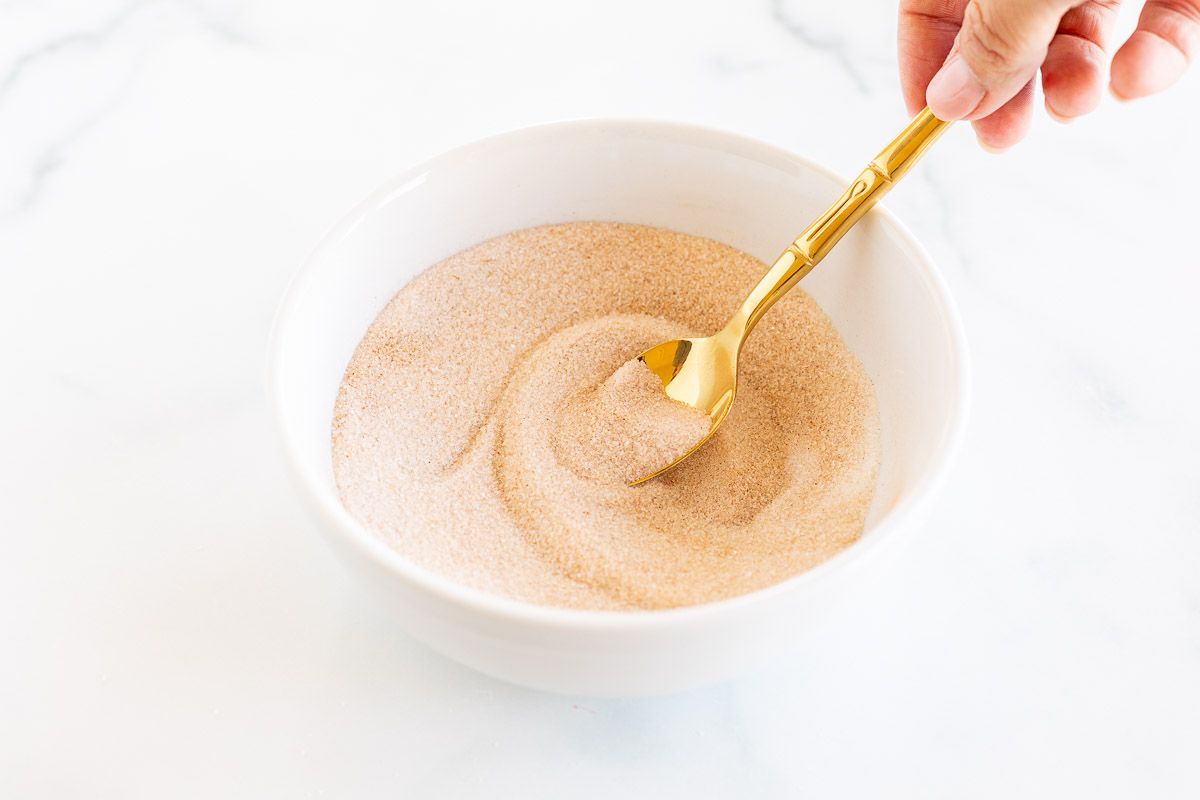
[332,222,880,610]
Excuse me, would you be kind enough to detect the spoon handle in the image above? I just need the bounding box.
[732,108,951,336]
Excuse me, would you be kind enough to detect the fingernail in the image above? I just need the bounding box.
[975,135,1008,155]
[926,55,987,121]
[1044,101,1075,124]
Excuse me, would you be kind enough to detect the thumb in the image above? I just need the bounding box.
[926,0,1075,120]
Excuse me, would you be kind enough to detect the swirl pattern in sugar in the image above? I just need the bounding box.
[332,222,880,610]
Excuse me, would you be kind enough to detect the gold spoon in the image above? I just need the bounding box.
[631,108,950,485]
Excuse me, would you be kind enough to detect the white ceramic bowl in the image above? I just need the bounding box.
[269,119,969,696]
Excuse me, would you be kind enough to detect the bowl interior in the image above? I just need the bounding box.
[273,120,964,585]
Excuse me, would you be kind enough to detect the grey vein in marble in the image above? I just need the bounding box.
[0,0,252,219]
[768,0,871,93]
[0,0,252,108]
[178,0,255,46]
[0,86,131,219]
[0,0,147,106]
[1065,360,1136,426]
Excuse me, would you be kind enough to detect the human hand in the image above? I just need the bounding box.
[899,0,1199,150]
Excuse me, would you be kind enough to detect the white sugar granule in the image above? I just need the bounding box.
[332,222,880,610]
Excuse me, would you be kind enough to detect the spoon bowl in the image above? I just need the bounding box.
[630,333,739,484]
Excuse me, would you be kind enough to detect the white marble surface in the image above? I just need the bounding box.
[2,0,1198,796]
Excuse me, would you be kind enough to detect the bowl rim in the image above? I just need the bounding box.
[267,117,971,632]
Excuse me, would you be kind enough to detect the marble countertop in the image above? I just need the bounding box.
[3,0,1198,796]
